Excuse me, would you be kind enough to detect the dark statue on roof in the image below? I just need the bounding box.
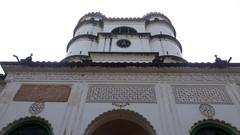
[13,53,33,64]
[214,55,232,68]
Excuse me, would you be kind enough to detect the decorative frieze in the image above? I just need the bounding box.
[6,72,240,82]
[14,85,71,102]
[172,85,233,104]
[86,84,156,103]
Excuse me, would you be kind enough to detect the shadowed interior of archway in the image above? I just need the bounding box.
[92,119,149,135]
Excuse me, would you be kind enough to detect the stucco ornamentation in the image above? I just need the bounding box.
[199,104,215,118]
[172,85,233,104]
[29,102,45,115]
[86,84,156,103]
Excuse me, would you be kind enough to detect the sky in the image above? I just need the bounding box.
[0,0,240,73]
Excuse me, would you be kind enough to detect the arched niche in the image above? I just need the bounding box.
[83,109,156,135]
[111,26,137,34]
[190,119,240,135]
[0,116,53,135]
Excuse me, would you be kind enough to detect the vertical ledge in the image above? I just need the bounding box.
[72,81,88,135]
[0,82,21,128]
[165,84,185,135]
[155,82,167,135]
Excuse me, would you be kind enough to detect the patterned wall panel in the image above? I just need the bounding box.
[14,85,71,102]
[172,85,233,104]
[86,84,156,103]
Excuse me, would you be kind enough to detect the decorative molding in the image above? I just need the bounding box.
[199,104,215,118]
[14,85,71,102]
[6,72,240,82]
[172,85,233,104]
[29,102,45,115]
[90,53,156,63]
[86,84,156,103]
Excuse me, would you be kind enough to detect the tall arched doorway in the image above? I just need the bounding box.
[190,119,240,135]
[92,119,149,135]
[84,109,156,135]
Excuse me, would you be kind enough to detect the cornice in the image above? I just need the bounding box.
[1,62,240,73]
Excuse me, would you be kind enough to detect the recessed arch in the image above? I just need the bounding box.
[0,116,53,135]
[111,26,137,34]
[83,109,156,135]
[190,119,240,135]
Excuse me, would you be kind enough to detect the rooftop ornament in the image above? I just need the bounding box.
[214,55,232,68]
[13,53,33,64]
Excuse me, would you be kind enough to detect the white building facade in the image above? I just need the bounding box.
[0,12,240,135]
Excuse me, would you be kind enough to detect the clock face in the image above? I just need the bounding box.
[117,39,131,48]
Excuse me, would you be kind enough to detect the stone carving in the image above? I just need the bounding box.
[29,102,45,115]
[199,104,215,118]
[14,85,71,102]
[172,85,233,104]
[86,84,156,103]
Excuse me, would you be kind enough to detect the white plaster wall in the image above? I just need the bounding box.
[1,72,240,135]
[150,39,182,57]
[176,104,240,135]
[97,35,150,52]
[74,24,102,37]
[110,38,150,52]
[146,23,174,37]
[0,102,69,135]
[67,39,98,56]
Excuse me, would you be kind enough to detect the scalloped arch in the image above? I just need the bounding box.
[190,119,240,135]
[83,109,156,135]
[0,116,53,135]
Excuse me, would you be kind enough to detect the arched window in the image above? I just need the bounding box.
[111,26,137,34]
[0,117,53,135]
[190,119,239,135]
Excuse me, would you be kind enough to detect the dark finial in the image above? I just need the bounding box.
[13,55,20,62]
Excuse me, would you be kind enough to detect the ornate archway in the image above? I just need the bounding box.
[83,109,156,135]
[0,116,53,135]
[190,119,240,135]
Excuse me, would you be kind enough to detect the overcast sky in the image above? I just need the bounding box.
[0,0,240,73]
